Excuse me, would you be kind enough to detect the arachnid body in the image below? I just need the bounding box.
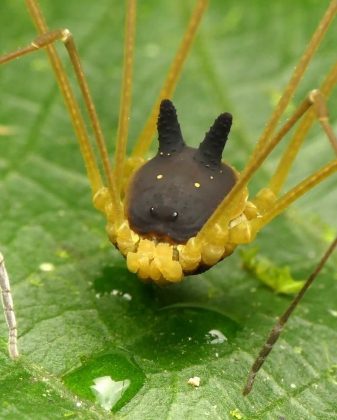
[1,0,337,405]
[1,0,336,283]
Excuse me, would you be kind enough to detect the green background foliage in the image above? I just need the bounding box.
[0,0,337,418]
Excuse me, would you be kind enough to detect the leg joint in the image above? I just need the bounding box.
[30,28,73,50]
[308,88,329,121]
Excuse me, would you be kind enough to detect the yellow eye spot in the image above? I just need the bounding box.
[194,182,201,188]
[156,174,163,180]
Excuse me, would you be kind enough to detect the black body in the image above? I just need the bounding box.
[125,100,236,243]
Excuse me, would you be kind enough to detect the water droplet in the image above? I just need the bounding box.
[131,307,240,371]
[63,351,145,412]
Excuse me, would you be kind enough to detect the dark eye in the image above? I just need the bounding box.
[149,207,178,222]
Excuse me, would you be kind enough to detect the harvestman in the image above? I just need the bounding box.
[0,0,337,395]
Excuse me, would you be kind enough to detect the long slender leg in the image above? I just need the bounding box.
[243,236,337,396]
[0,33,100,195]
[131,0,209,158]
[249,0,337,163]
[0,12,124,221]
[1,4,102,196]
[0,253,19,360]
[196,2,337,243]
[197,97,314,239]
[252,159,337,234]
[198,67,337,240]
[269,61,337,195]
[24,0,124,223]
[114,0,137,194]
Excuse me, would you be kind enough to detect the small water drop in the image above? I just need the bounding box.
[63,351,145,412]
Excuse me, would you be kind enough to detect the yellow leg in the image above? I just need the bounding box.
[252,159,337,235]
[249,0,337,163]
[197,97,313,241]
[269,61,337,195]
[21,0,125,223]
[114,0,137,194]
[1,28,103,196]
[131,0,209,158]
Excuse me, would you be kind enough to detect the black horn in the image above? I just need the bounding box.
[157,99,185,154]
[196,113,233,167]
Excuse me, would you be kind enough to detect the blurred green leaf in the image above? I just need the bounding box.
[0,0,337,419]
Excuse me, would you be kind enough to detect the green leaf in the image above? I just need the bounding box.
[1,0,337,418]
